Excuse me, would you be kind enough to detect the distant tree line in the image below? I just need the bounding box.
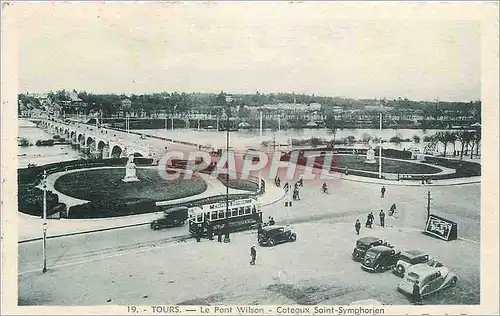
[19,90,481,120]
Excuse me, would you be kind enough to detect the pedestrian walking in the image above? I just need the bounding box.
[355,219,361,235]
[379,210,385,227]
[293,187,300,200]
[269,217,275,225]
[275,176,281,187]
[283,182,289,191]
[217,229,223,242]
[381,186,386,198]
[368,212,374,228]
[412,281,422,304]
[322,182,329,194]
[365,215,372,228]
[250,246,257,265]
[389,203,397,216]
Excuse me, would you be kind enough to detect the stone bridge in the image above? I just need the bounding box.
[37,118,208,160]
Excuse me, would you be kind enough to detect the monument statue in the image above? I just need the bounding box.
[122,155,140,182]
[365,139,376,164]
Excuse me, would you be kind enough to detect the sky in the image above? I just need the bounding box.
[15,2,481,102]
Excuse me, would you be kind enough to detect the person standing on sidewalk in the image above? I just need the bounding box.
[355,219,361,235]
[250,246,257,265]
[379,210,385,227]
[381,186,386,198]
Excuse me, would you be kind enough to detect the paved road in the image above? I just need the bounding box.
[19,179,480,275]
[18,223,480,306]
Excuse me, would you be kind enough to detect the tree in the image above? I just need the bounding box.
[361,133,372,143]
[474,129,481,157]
[434,131,456,156]
[456,131,474,160]
[346,135,356,143]
[412,135,421,143]
[422,135,433,143]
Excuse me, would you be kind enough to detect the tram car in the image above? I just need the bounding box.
[188,197,263,238]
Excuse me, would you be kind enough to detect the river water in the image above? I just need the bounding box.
[18,120,84,168]
[18,119,462,167]
[135,127,445,151]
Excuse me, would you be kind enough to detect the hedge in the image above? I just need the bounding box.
[423,156,481,178]
[283,147,413,160]
[18,158,155,217]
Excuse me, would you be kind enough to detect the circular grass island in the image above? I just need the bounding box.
[54,167,207,203]
[331,155,442,174]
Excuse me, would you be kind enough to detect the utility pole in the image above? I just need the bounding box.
[427,191,431,221]
[42,170,48,273]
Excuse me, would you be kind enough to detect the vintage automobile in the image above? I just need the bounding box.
[258,226,297,247]
[151,206,189,230]
[393,250,430,277]
[361,245,400,272]
[397,263,458,297]
[351,236,386,262]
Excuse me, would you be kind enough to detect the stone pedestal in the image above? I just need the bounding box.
[122,155,140,182]
[365,148,376,164]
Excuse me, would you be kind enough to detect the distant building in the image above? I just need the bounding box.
[121,98,132,109]
[61,91,86,116]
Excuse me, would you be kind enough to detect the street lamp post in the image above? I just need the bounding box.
[171,105,178,131]
[224,102,231,243]
[42,170,48,273]
[284,184,292,227]
[426,191,431,221]
[378,112,383,178]
[258,110,263,192]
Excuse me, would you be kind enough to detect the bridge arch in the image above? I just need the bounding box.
[110,145,123,158]
[97,140,107,151]
[77,134,85,144]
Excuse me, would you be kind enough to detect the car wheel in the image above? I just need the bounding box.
[375,264,383,272]
[268,238,276,246]
[450,277,458,288]
[289,234,297,242]
[396,265,405,276]
[153,225,160,230]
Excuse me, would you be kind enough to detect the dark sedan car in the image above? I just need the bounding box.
[151,206,189,230]
[352,236,385,262]
[361,245,401,273]
[258,226,297,247]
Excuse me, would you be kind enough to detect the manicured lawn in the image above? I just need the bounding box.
[331,155,442,174]
[217,174,260,192]
[54,167,207,202]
